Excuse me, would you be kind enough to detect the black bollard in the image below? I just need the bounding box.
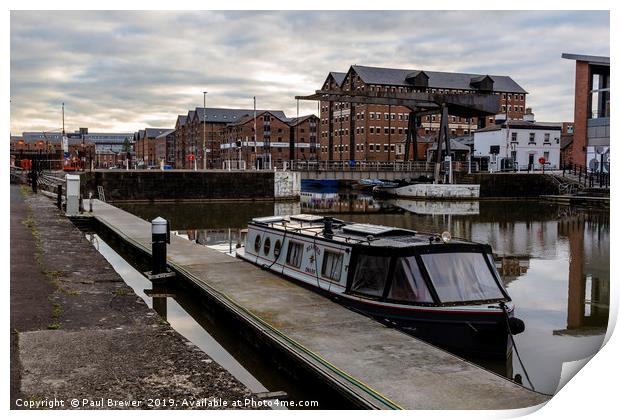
[323,216,334,239]
[31,160,38,193]
[57,184,63,209]
[151,217,168,275]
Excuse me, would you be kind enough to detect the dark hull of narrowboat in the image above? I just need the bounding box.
[336,296,512,359]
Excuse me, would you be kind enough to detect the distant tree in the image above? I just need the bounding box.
[122,137,131,153]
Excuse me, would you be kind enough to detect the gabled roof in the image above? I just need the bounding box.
[470,75,494,84]
[286,114,317,126]
[176,115,187,126]
[330,71,347,87]
[227,110,290,127]
[194,107,287,124]
[349,65,527,94]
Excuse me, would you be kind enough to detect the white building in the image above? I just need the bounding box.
[473,120,561,171]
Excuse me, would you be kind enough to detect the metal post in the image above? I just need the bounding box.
[434,105,447,183]
[151,217,168,275]
[203,91,207,170]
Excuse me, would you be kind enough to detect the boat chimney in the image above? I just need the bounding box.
[323,217,334,238]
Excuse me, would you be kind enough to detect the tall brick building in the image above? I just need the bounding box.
[220,111,318,168]
[318,65,528,162]
[561,53,610,172]
[174,107,288,169]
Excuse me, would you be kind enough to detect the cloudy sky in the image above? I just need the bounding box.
[10,10,609,135]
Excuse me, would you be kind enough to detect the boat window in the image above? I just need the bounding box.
[286,241,303,268]
[388,256,433,303]
[274,240,282,258]
[263,237,271,256]
[254,234,261,253]
[322,251,343,281]
[421,252,504,303]
[351,255,390,297]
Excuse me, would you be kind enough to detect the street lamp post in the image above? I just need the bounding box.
[203,91,207,170]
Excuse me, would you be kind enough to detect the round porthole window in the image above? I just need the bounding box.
[263,237,271,255]
[274,240,282,257]
[254,235,261,252]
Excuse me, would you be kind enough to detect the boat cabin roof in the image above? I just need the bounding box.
[250,214,475,249]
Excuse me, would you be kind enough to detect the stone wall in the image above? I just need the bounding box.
[80,170,299,202]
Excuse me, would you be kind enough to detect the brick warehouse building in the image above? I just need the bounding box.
[318,65,528,162]
[561,53,610,172]
[134,128,172,167]
[220,111,318,168]
[174,107,289,169]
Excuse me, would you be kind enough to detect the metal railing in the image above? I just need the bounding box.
[283,160,435,172]
[562,163,609,189]
[38,171,66,194]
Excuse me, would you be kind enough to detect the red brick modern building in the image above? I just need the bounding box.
[561,53,610,172]
[318,65,528,162]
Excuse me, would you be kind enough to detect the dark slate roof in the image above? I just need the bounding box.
[145,128,172,138]
[475,120,562,133]
[561,53,609,66]
[351,65,528,94]
[452,135,474,146]
[155,129,175,139]
[194,107,287,124]
[177,115,187,126]
[228,110,290,127]
[329,72,347,87]
[429,138,471,151]
[286,114,317,126]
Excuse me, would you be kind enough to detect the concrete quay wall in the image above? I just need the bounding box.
[458,173,560,198]
[80,170,301,202]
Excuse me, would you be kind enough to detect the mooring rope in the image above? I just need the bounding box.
[500,302,535,391]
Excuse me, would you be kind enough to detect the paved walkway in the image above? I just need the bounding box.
[10,185,254,409]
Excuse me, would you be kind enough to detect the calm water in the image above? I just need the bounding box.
[117,190,610,395]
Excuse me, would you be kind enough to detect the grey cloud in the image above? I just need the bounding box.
[10,10,609,134]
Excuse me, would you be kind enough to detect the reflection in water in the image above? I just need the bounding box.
[118,192,609,395]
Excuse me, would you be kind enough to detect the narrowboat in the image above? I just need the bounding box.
[237,214,525,358]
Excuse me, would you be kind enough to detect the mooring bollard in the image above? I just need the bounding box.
[57,184,63,209]
[151,217,168,275]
